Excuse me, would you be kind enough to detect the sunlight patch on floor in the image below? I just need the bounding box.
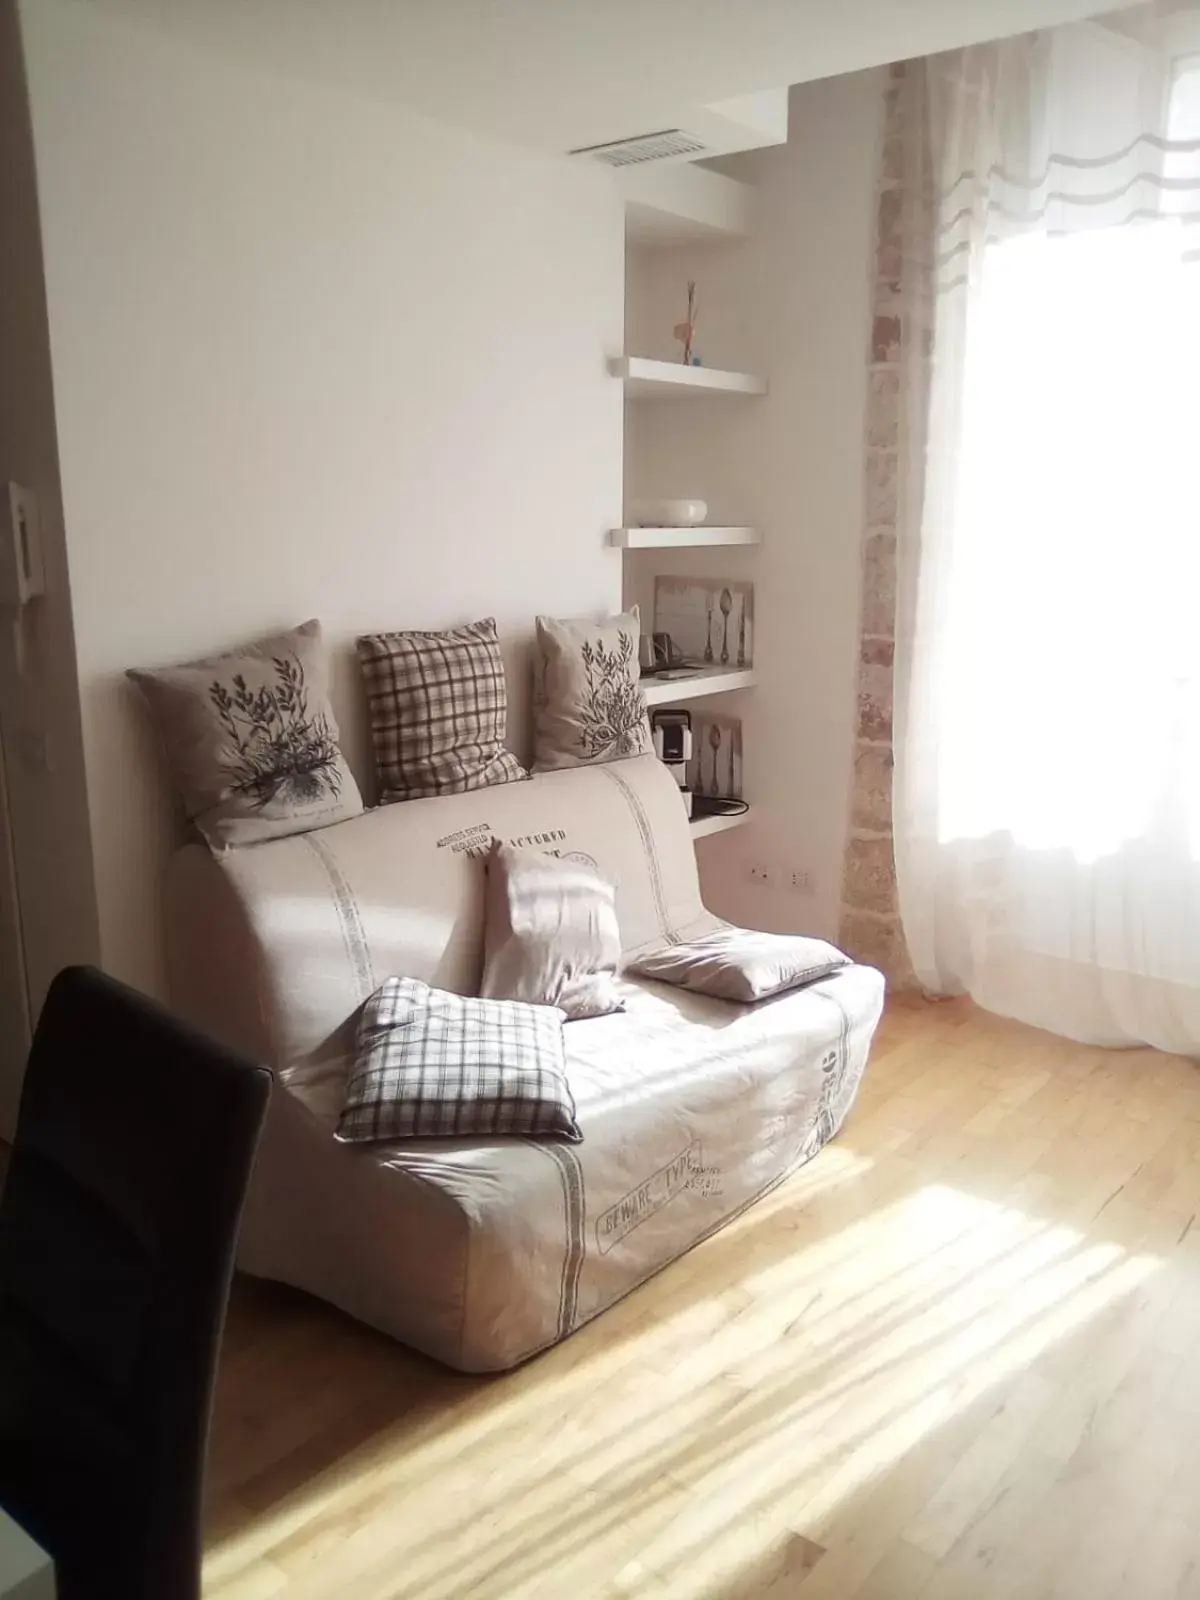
[206,1171,1163,1600]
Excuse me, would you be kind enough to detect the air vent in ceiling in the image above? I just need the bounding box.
[569,129,708,168]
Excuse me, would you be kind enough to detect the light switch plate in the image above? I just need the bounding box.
[2,483,46,606]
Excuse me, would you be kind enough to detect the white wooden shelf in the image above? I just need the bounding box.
[641,666,757,706]
[610,356,767,399]
[690,809,750,841]
[609,526,760,550]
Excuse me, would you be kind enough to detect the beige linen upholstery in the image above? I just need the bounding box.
[166,754,884,1371]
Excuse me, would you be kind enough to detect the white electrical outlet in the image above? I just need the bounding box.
[748,862,771,886]
[790,869,815,895]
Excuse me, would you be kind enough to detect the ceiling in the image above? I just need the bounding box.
[89,0,1126,154]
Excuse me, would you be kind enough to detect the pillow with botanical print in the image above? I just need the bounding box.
[532,607,652,771]
[128,618,363,851]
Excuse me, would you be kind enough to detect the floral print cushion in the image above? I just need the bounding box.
[128,618,363,851]
[532,608,652,772]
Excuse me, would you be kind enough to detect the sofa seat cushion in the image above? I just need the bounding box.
[244,961,885,1372]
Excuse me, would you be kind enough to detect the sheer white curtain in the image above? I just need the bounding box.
[893,10,1200,1051]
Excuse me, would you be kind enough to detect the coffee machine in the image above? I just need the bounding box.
[650,709,694,817]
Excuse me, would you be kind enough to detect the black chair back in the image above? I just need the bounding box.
[0,965,271,1600]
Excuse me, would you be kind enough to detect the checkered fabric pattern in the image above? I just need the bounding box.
[336,977,581,1144]
[357,618,527,803]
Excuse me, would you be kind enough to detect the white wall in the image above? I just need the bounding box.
[624,71,883,938]
[0,1,100,1132]
[18,0,625,998]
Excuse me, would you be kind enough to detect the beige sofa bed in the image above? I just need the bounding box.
[166,754,884,1372]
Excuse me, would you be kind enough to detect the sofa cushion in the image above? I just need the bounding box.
[533,608,652,771]
[481,841,623,1020]
[128,618,362,851]
[357,617,527,803]
[628,927,850,1003]
[336,977,580,1144]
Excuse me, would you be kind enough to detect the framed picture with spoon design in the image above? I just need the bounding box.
[652,576,754,670]
[687,713,743,800]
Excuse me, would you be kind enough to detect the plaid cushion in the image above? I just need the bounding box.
[357,617,527,803]
[336,977,581,1144]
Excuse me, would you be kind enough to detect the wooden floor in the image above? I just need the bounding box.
[204,997,1200,1600]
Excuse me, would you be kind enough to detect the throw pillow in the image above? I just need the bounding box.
[357,617,527,803]
[336,977,581,1143]
[481,840,624,1020]
[532,607,652,771]
[127,618,363,851]
[628,928,850,1003]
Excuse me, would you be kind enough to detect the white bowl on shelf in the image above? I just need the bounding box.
[628,498,708,528]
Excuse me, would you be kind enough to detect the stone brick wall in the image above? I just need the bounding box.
[838,65,915,987]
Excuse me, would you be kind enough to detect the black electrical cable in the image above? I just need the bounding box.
[690,795,750,820]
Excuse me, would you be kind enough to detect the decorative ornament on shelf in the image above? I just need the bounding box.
[628,498,708,528]
[673,280,700,367]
